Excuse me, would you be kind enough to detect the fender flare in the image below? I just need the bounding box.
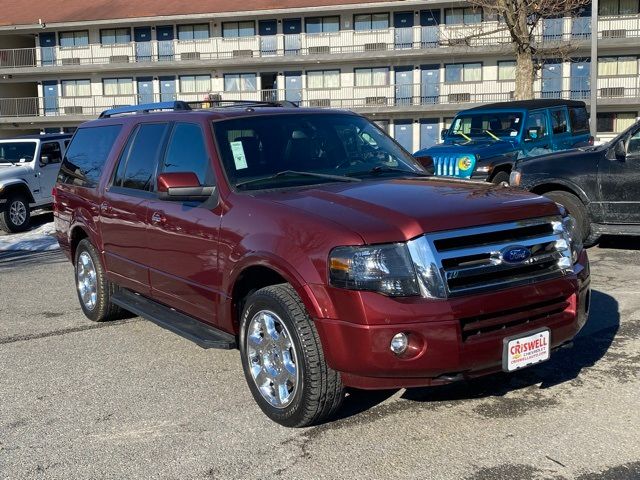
[529,177,591,205]
[0,179,35,203]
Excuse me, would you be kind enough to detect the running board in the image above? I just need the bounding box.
[111,289,236,349]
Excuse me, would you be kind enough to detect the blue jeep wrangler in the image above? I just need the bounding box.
[413,99,593,184]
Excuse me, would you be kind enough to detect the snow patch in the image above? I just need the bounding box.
[0,222,59,251]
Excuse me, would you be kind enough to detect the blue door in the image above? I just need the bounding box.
[570,60,590,100]
[395,67,413,106]
[394,120,413,152]
[284,72,302,105]
[134,27,152,62]
[259,20,277,56]
[420,10,440,47]
[137,77,154,104]
[421,65,440,104]
[42,81,58,115]
[571,8,591,39]
[394,12,414,49]
[419,119,439,150]
[159,76,176,102]
[156,25,175,61]
[39,33,56,66]
[543,17,564,41]
[541,61,562,98]
[283,18,301,55]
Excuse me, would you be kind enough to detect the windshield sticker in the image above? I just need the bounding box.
[230,141,248,170]
[510,131,518,136]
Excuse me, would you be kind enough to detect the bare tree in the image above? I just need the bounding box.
[465,0,591,99]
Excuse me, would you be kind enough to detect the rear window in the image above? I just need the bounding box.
[569,107,589,134]
[57,125,122,188]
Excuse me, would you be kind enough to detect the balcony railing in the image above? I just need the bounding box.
[0,15,639,69]
[2,76,638,119]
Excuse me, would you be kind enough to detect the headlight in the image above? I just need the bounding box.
[329,243,420,296]
[553,215,583,269]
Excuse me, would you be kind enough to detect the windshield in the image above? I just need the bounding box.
[213,113,424,190]
[447,112,523,141]
[0,142,37,164]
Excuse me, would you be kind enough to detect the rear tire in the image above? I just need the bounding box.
[543,190,599,246]
[0,193,31,233]
[239,284,344,427]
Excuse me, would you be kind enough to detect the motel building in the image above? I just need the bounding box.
[0,0,639,151]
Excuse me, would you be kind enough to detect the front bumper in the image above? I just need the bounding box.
[314,250,590,389]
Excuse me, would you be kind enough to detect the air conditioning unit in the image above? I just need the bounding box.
[449,93,471,103]
[309,99,331,107]
[181,52,201,60]
[601,29,626,39]
[600,87,625,97]
[509,91,516,99]
[232,50,253,57]
[447,38,468,46]
[365,96,387,106]
[64,106,83,114]
[61,58,81,65]
[309,46,330,54]
[364,43,386,51]
[109,55,129,63]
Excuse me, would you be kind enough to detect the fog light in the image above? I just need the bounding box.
[390,333,408,355]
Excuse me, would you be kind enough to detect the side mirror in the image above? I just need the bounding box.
[526,127,541,141]
[614,140,627,161]
[413,155,434,174]
[157,172,215,201]
[40,155,50,165]
[441,128,448,141]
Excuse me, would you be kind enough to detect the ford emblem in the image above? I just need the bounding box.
[500,246,531,264]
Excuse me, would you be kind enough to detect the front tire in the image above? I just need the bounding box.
[0,193,31,233]
[491,171,510,185]
[543,190,599,246]
[239,284,344,427]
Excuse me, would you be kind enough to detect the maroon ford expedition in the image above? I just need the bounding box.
[54,101,590,427]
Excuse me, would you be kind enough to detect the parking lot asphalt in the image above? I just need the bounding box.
[0,237,639,480]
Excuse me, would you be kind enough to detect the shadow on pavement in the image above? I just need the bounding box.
[0,249,66,269]
[597,235,640,251]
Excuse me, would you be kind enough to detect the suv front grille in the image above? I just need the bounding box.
[422,216,569,297]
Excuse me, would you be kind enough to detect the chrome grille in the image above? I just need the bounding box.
[420,216,571,297]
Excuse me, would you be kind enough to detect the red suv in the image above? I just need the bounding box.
[54,101,591,427]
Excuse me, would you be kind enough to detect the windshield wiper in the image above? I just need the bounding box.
[235,170,361,189]
[349,166,431,177]
[0,159,18,165]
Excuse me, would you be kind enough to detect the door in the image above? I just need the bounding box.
[157,25,175,61]
[134,27,152,62]
[159,76,176,102]
[395,67,413,106]
[283,18,301,55]
[100,123,170,295]
[394,120,414,153]
[39,32,56,66]
[419,119,439,150]
[146,122,223,323]
[549,107,573,150]
[284,71,302,105]
[421,65,440,104]
[570,60,590,100]
[260,72,278,102]
[600,126,640,223]
[42,81,58,115]
[543,17,564,41]
[36,141,64,202]
[420,10,440,47]
[137,77,154,104]
[394,12,414,49]
[259,20,278,56]
[571,8,591,39]
[522,110,552,157]
[541,61,562,98]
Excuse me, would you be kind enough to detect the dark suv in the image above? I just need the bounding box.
[55,101,590,427]
[510,119,640,246]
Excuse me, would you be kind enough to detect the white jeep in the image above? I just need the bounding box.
[0,134,71,233]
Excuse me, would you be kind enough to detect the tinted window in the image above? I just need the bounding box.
[114,123,168,191]
[525,112,548,139]
[41,142,62,164]
[161,123,213,185]
[550,109,569,134]
[58,125,122,187]
[569,107,589,133]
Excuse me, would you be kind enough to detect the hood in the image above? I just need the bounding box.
[0,163,30,183]
[257,178,560,244]
[416,139,516,161]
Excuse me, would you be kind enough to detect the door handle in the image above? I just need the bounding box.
[100,201,113,214]
[151,211,166,225]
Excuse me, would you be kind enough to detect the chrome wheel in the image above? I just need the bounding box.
[246,310,299,409]
[77,251,98,311]
[9,200,27,226]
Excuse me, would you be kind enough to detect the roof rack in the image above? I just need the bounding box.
[187,99,299,109]
[99,101,192,118]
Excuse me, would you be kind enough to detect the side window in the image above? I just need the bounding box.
[627,128,640,156]
[58,125,122,188]
[550,108,569,134]
[161,123,213,185]
[525,112,548,140]
[113,123,169,191]
[40,142,62,164]
[569,107,589,134]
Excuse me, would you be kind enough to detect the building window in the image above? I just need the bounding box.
[445,63,482,82]
[307,70,340,89]
[224,73,257,92]
[354,67,389,86]
[61,79,91,97]
[599,0,640,15]
[598,56,638,76]
[498,61,516,81]
[103,78,133,96]
[597,112,637,132]
[354,13,390,31]
[445,7,482,25]
[305,16,340,34]
[177,24,210,41]
[222,21,256,38]
[180,75,211,93]
[59,31,89,48]
[100,28,131,45]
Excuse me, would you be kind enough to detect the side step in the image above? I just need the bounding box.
[111,289,236,349]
